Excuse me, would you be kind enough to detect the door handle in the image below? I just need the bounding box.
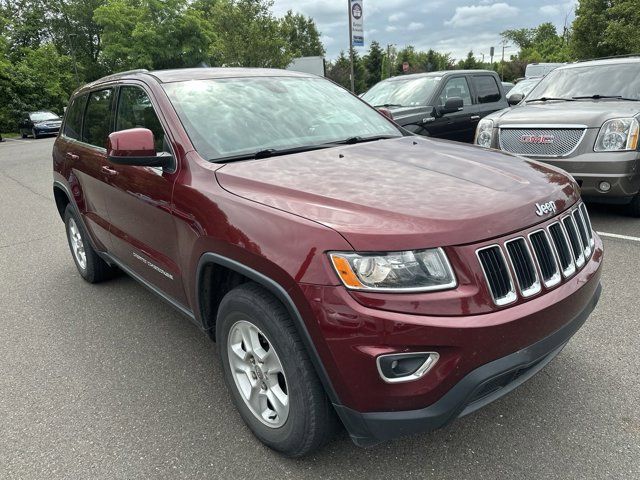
[471,115,481,121]
[65,152,79,161]
[101,165,118,176]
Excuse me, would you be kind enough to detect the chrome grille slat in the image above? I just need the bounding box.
[477,203,594,306]
[498,128,586,157]
[505,238,541,297]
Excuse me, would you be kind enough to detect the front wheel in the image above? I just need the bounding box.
[217,283,338,457]
[628,193,640,217]
[31,128,39,139]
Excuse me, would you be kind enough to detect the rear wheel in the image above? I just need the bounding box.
[217,283,338,457]
[21,130,27,139]
[64,205,116,283]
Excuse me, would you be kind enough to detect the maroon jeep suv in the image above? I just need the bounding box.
[53,68,603,457]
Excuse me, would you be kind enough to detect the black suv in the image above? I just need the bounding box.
[362,70,508,143]
[19,110,63,138]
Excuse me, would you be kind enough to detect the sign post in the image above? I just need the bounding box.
[348,0,364,92]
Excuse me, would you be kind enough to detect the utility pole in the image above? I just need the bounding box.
[387,43,393,79]
[500,40,511,81]
[348,1,355,92]
[68,33,80,88]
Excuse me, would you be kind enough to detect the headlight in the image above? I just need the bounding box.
[595,118,639,152]
[329,248,457,292]
[474,118,494,148]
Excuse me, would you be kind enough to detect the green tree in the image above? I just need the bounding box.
[279,10,325,59]
[363,40,384,89]
[572,0,611,59]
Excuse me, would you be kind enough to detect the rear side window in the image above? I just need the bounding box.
[473,76,501,104]
[439,77,472,106]
[116,86,165,152]
[82,89,113,148]
[63,95,87,140]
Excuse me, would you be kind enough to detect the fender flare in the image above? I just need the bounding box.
[196,252,341,405]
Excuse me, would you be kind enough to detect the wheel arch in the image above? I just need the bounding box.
[196,252,341,405]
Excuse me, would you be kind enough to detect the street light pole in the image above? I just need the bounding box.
[348,0,355,92]
[501,40,511,81]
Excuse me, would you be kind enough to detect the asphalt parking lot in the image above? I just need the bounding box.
[0,137,638,480]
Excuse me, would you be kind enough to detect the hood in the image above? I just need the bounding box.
[492,100,640,127]
[216,137,579,251]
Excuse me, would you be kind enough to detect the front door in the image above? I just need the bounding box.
[102,84,187,305]
[429,76,475,142]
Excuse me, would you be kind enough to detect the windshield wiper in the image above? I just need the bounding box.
[215,144,335,163]
[526,97,576,103]
[572,95,639,101]
[329,135,400,145]
[374,103,404,108]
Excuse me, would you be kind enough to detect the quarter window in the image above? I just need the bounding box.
[82,89,114,148]
[63,95,87,140]
[473,76,501,103]
[439,77,472,106]
[116,86,165,152]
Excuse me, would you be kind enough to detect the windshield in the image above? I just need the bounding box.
[510,78,539,98]
[164,77,402,161]
[30,111,59,122]
[527,63,640,101]
[361,76,441,108]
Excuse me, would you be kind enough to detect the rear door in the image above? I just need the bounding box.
[470,74,507,125]
[59,89,115,251]
[102,83,186,305]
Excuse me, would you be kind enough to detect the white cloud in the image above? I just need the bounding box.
[389,12,407,22]
[407,22,424,31]
[445,3,519,28]
[386,25,398,33]
[539,5,560,16]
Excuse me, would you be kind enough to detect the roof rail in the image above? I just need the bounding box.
[577,54,640,63]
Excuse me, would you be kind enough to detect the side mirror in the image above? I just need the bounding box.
[508,93,524,106]
[107,128,172,168]
[440,97,464,115]
[377,107,394,121]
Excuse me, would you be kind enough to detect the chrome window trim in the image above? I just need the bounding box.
[504,237,542,298]
[376,352,440,384]
[476,245,518,306]
[527,229,562,289]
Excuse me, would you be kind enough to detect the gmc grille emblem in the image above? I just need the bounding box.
[521,134,554,144]
[535,201,557,217]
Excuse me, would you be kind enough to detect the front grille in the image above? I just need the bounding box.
[498,128,586,157]
[477,202,595,306]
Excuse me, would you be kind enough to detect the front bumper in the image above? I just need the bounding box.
[35,126,61,135]
[521,152,640,202]
[334,283,601,446]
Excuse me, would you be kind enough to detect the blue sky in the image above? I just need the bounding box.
[271,0,578,61]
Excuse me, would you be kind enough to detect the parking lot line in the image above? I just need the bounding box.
[597,231,640,243]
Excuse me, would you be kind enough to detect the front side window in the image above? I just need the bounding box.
[82,89,113,148]
[63,95,87,140]
[164,77,402,161]
[362,76,442,107]
[116,86,165,152]
[438,77,472,106]
[473,76,501,104]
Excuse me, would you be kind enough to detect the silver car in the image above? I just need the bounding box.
[475,57,640,217]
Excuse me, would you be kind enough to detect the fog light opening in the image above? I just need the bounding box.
[377,352,440,384]
[599,181,612,193]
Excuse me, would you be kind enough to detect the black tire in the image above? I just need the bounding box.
[217,283,338,457]
[628,194,640,217]
[31,128,39,139]
[21,131,27,139]
[63,205,116,283]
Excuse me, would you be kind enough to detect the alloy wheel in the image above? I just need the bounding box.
[227,320,290,428]
[68,218,87,270]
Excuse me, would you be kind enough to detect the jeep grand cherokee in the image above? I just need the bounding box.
[53,68,603,457]
[475,56,640,216]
